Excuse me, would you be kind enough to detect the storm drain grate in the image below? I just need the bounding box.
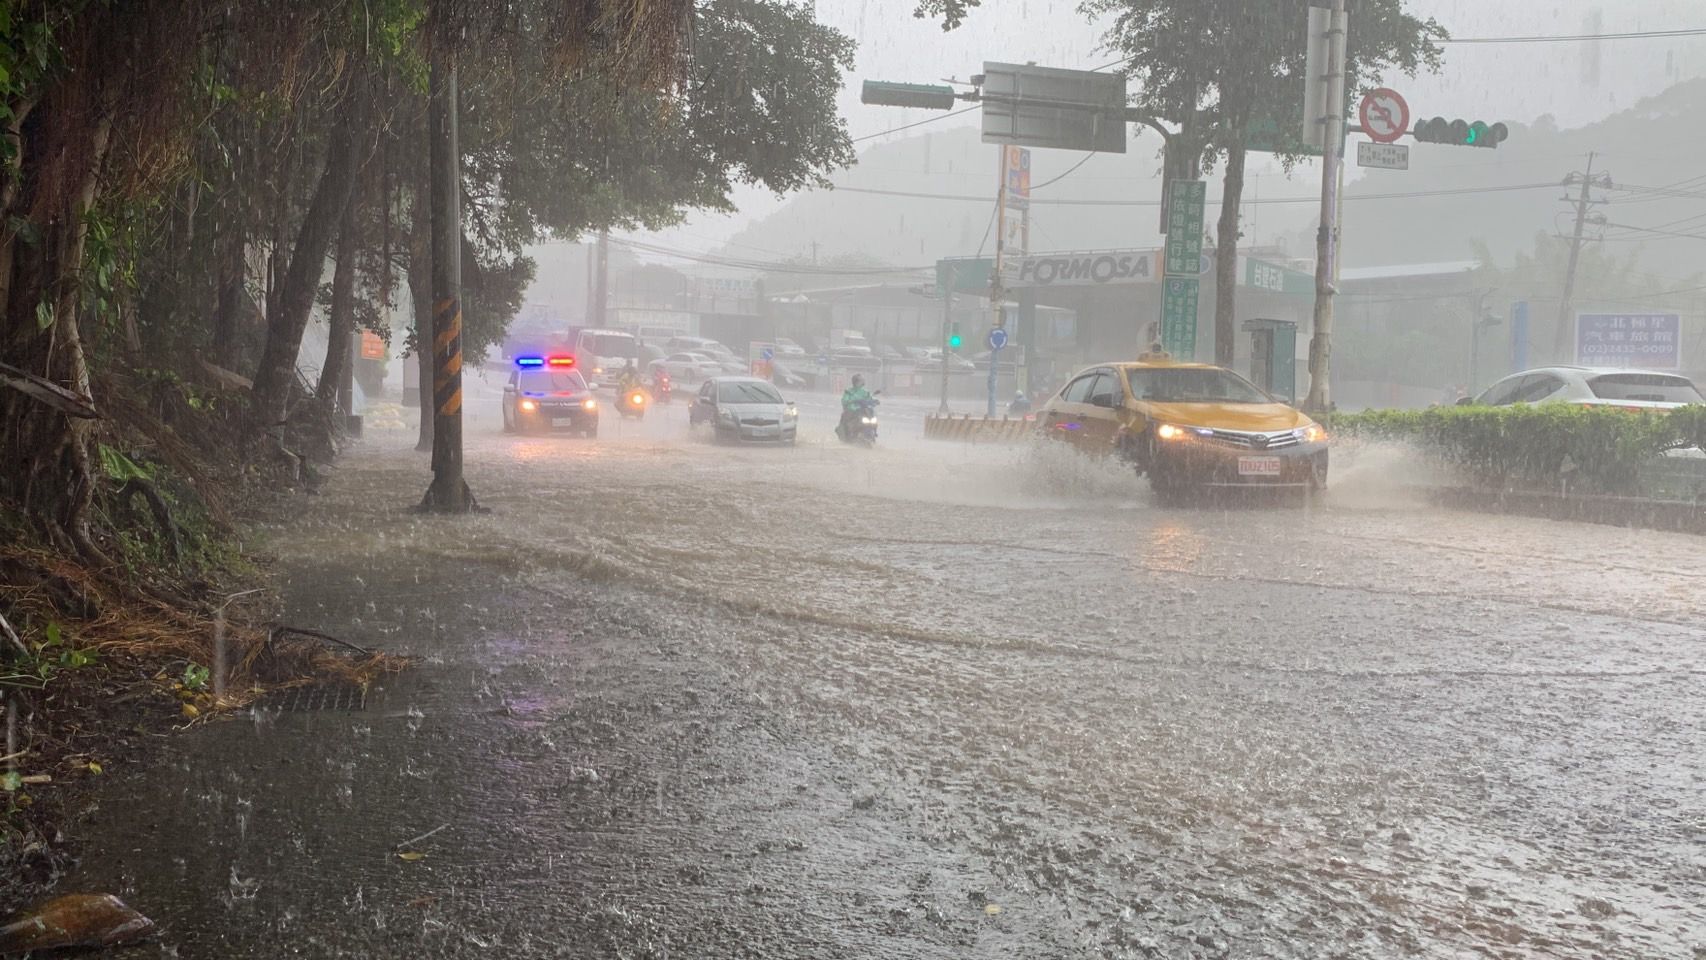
[270,683,369,713]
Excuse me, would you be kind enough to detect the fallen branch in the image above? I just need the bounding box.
[0,610,30,660]
[270,625,371,656]
[394,822,449,851]
[0,360,101,419]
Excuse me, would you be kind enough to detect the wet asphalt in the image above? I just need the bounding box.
[62,376,1706,958]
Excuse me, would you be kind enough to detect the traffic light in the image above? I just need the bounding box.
[948,323,963,350]
[1413,117,1508,149]
[861,81,957,110]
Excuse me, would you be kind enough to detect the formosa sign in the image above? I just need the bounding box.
[1002,250,1209,288]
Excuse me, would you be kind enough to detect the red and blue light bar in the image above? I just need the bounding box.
[515,354,575,369]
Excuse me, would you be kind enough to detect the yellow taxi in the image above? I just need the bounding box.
[1036,359,1328,496]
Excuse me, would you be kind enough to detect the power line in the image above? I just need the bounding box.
[1601,222,1706,243]
[824,181,1557,207]
[852,105,979,144]
[1030,153,1096,192]
[1439,27,1706,44]
[604,235,931,276]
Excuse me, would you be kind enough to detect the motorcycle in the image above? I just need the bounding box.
[835,392,880,446]
[651,371,672,405]
[616,383,650,420]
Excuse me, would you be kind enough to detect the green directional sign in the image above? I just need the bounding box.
[1163,180,1206,278]
[1159,180,1205,360]
[1161,277,1200,360]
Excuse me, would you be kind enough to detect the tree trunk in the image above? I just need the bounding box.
[250,88,367,431]
[1213,143,1247,368]
[0,91,115,553]
[315,186,360,409]
[407,204,433,453]
[211,225,247,371]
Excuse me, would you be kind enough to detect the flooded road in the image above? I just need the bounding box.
[67,383,1706,958]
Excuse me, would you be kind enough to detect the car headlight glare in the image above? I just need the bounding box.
[1297,423,1327,444]
[519,399,539,412]
[1156,423,1189,441]
[582,398,598,411]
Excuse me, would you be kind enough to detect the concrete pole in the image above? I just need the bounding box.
[421,55,474,512]
[1303,0,1347,412]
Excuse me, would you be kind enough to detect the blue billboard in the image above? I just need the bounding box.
[1575,313,1681,369]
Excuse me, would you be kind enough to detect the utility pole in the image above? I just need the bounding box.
[592,228,609,328]
[990,148,1008,417]
[1303,0,1348,413]
[939,266,954,415]
[1554,153,1611,362]
[420,56,476,513]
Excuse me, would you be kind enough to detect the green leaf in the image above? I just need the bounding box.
[0,772,19,793]
[97,444,150,482]
[34,300,51,330]
[43,622,61,647]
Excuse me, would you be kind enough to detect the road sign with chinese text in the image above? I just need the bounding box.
[1575,313,1681,369]
[1163,181,1206,277]
[1161,278,1200,360]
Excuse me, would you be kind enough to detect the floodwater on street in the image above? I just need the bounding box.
[64,385,1706,958]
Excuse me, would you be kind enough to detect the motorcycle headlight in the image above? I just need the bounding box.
[861,417,878,425]
[1296,423,1328,444]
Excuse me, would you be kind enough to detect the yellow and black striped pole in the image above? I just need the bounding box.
[421,56,475,512]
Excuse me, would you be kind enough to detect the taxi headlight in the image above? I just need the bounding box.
[1296,423,1328,444]
[1155,423,1193,441]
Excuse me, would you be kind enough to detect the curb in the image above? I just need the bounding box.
[1424,486,1706,536]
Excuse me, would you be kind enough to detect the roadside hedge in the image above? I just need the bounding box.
[1327,403,1706,494]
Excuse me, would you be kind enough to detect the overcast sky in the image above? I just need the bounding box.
[544,0,1706,271]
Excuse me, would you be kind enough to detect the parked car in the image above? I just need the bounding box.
[918,348,975,372]
[774,337,808,358]
[1037,359,1327,498]
[648,352,723,383]
[690,377,799,444]
[1469,366,1704,410]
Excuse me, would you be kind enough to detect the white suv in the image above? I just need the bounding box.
[1472,366,1703,410]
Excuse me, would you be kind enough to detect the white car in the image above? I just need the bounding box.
[648,352,723,383]
[774,338,808,358]
[689,377,799,444]
[1471,366,1704,410]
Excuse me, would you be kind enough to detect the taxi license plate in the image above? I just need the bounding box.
[551,416,578,427]
[1238,456,1283,477]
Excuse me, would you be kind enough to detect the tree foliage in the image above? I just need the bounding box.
[0,0,854,554]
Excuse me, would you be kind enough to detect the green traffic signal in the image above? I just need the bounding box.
[1415,116,1508,149]
[949,323,963,349]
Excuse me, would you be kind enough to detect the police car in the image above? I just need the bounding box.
[501,355,600,437]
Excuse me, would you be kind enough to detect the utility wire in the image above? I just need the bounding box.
[825,181,1557,207]
[1030,153,1096,192]
[604,236,931,276]
[1439,27,1706,44]
[852,106,979,144]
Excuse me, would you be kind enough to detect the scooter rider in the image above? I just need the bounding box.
[1009,391,1032,416]
[839,374,872,437]
[616,359,642,394]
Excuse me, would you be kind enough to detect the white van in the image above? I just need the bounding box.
[573,328,641,386]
